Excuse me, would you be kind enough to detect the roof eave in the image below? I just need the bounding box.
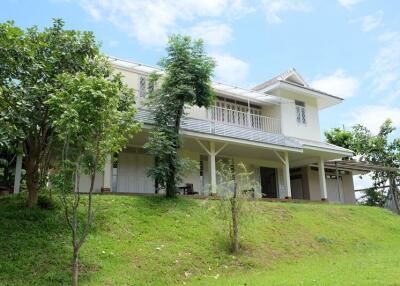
[261,81,343,109]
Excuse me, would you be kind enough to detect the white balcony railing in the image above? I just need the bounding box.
[204,106,281,134]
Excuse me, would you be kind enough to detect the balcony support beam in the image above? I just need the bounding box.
[101,154,112,192]
[196,140,228,195]
[318,157,328,201]
[274,150,292,199]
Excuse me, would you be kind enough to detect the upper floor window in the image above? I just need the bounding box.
[295,100,306,125]
[139,76,147,98]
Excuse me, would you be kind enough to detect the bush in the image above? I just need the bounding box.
[37,194,57,210]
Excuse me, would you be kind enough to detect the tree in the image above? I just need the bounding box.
[213,161,259,253]
[48,71,139,286]
[0,19,105,207]
[325,120,400,209]
[145,35,215,197]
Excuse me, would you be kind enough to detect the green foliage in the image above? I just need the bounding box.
[325,120,400,206]
[0,19,117,206]
[145,35,215,197]
[48,71,139,173]
[324,127,353,151]
[46,51,139,285]
[37,193,57,210]
[212,161,260,252]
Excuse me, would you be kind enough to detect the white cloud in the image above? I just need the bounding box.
[346,105,400,134]
[261,0,311,24]
[212,53,250,85]
[338,0,363,8]
[311,69,359,98]
[367,31,400,100]
[186,21,233,46]
[78,0,249,47]
[350,10,383,32]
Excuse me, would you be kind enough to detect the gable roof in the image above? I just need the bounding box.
[252,68,309,91]
[109,56,292,106]
[252,68,344,109]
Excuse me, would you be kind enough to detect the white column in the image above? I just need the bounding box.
[103,154,112,192]
[283,151,292,199]
[13,155,23,194]
[209,142,217,195]
[318,157,327,200]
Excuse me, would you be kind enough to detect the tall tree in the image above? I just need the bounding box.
[325,120,400,207]
[0,19,105,207]
[48,71,139,286]
[145,35,215,197]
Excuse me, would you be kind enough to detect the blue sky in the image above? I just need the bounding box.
[2,0,400,136]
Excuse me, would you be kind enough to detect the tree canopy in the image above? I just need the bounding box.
[145,35,215,197]
[0,19,136,206]
[325,120,400,206]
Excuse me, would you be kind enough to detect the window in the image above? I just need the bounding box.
[139,76,147,98]
[295,100,306,124]
[112,154,118,192]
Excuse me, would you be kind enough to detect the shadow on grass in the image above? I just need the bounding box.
[0,193,100,286]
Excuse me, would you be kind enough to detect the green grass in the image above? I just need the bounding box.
[1,194,400,286]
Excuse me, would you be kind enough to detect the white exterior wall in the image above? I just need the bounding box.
[342,174,356,204]
[271,89,321,141]
[177,150,202,194]
[306,167,356,203]
[114,67,148,108]
[78,172,104,193]
[117,151,154,193]
[307,167,322,200]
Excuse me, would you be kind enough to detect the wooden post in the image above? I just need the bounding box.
[318,157,327,200]
[283,152,291,199]
[101,154,112,192]
[210,142,217,195]
[13,154,23,194]
[389,174,400,214]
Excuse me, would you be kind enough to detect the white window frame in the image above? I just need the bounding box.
[138,76,147,98]
[295,100,306,125]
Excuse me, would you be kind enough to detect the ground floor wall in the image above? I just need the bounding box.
[78,146,356,204]
[303,166,355,204]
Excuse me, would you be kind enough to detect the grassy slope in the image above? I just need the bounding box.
[0,194,400,286]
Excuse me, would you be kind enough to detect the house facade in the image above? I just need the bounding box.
[85,57,357,204]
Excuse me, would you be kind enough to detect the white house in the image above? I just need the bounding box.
[85,57,358,204]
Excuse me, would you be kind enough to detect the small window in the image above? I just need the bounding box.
[295,100,306,125]
[112,154,118,192]
[139,76,147,98]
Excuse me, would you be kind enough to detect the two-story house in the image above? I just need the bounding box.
[84,57,356,204]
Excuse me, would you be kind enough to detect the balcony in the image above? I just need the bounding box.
[136,107,300,149]
[205,106,281,134]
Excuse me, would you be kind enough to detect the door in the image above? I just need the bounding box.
[326,176,343,203]
[117,152,154,193]
[260,167,277,198]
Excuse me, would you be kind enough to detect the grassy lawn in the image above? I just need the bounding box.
[0,193,399,285]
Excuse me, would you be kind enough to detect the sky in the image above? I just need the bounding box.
[1,0,399,136]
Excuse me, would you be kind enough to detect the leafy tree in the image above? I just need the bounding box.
[324,127,353,151]
[213,161,259,253]
[48,71,139,286]
[145,35,215,197]
[325,120,400,209]
[0,19,106,207]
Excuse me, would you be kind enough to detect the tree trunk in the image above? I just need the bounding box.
[72,247,79,286]
[166,155,177,197]
[25,154,39,208]
[231,184,239,253]
[165,101,185,198]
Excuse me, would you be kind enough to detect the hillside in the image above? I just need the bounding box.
[1,194,400,286]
